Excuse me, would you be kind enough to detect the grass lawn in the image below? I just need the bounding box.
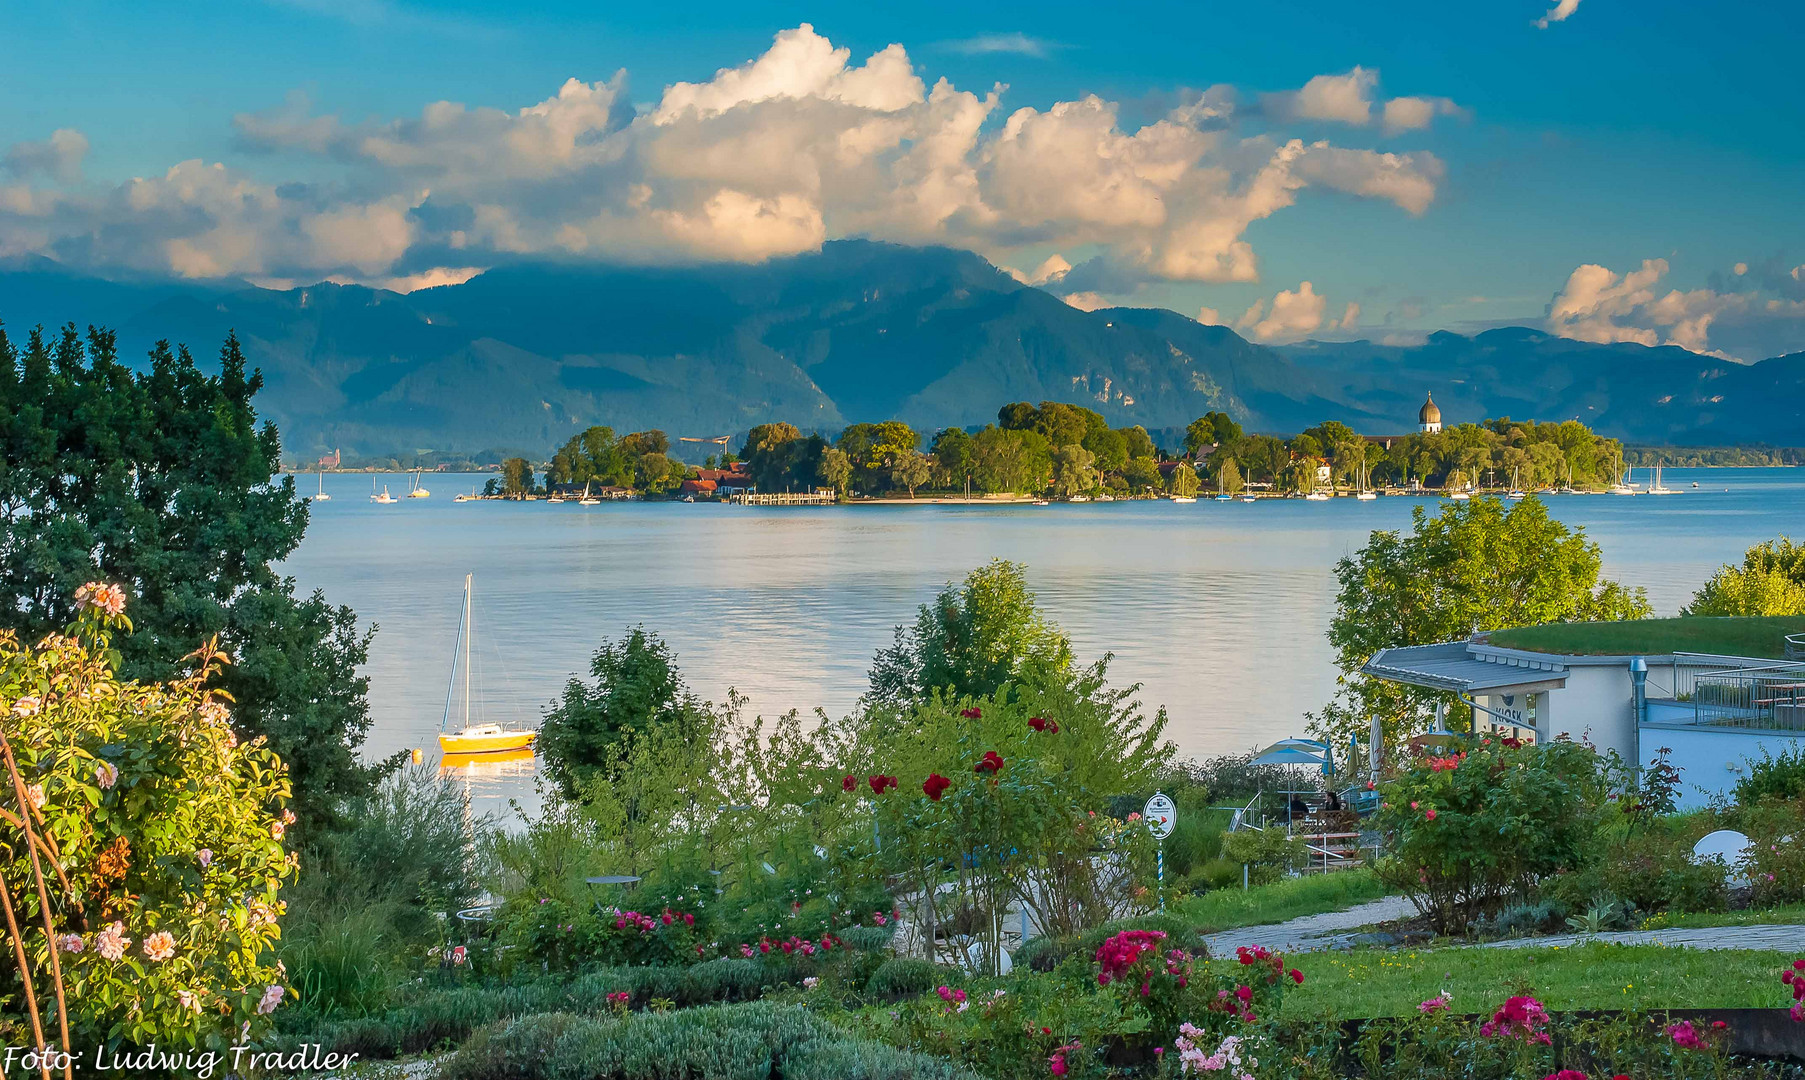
[1644,904,1805,930]
[1180,870,1392,933]
[1488,615,1805,660]
[1279,942,1795,1019]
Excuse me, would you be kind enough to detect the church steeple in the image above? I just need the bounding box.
[1418,392,1443,434]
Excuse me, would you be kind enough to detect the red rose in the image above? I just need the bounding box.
[959,706,982,719]
[1290,969,1304,984]
[842,775,856,792]
[1028,716,1047,732]
[975,750,1005,775]
[923,773,952,801]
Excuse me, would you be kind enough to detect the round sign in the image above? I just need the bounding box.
[1143,792,1177,840]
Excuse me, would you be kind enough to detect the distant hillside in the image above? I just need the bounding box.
[2,244,1801,457]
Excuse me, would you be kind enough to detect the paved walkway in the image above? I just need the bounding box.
[1481,924,1805,952]
[1202,895,1420,956]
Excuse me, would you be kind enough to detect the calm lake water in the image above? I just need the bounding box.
[281,468,1805,818]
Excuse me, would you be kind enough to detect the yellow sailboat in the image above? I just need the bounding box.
[437,573,537,756]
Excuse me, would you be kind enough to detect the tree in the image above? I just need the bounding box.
[891,450,932,497]
[538,628,696,800]
[1184,416,1216,456]
[1080,427,1128,475]
[929,427,975,489]
[1167,462,1200,498]
[1119,426,1156,461]
[1687,537,1805,616]
[740,423,803,491]
[816,446,852,495]
[1309,496,1652,749]
[1121,456,1161,493]
[501,457,535,495]
[1051,443,1096,497]
[1215,457,1244,495]
[0,325,386,827]
[867,560,1075,708]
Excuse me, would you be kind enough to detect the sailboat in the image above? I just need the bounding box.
[407,470,431,499]
[453,485,478,503]
[577,480,600,506]
[371,478,397,504]
[438,574,538,756]
[1647,463,1676,495]
[1609,462,1637,496]
[1356,460,1377,501]
[312,471,331,502]
[1506,467,1526,501]
[1214,472,1233,501]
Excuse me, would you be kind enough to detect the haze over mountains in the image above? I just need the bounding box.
[2,241,1800,459]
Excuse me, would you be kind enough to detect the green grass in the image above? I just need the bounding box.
[1488,615,1805,660]
[1281,941,1795,1019]
[1179,869,1391,933]
[1640,904,1805,931]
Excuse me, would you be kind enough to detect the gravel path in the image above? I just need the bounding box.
[1201,894,1420,956]
[1480,924,1805,953]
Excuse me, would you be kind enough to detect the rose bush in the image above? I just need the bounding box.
[0,586,294,1048]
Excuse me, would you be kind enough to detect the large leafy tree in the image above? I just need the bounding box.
[537,627,697,800]
[1686,537,1805,616]
[0,324,385,826]
[1309,496,1651,748]
[866,559,1075,708]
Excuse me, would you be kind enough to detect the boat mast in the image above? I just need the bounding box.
[463,573,473,731]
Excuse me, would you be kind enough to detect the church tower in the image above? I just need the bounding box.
[1418,393,1442,434]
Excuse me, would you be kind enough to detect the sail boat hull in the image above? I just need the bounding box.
[439,727,538,754]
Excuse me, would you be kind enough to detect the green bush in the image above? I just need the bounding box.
[865,957,945,999]
[438,1004,976,1080]
[1220,826,1306,885]
[1011,910,1210,973]
[1544,828,1727,915]
[1736,745,1805,806]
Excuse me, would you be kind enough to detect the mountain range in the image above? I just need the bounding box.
[1,242,1800,459]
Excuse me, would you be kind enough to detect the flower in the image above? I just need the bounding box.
[95,922,131,961]
[24,783,45,810]
[11,696,40,717]
[1425,808,1438,821]
[142,931,176,961]
[803,977,819,990]
[923,773,951,801]
[1543,1072,1589,1080]
[1418,991,1451,1014]
[270,820,286,840]
[1482,995,1551,1044]
[257,984,286,1015]
[974,750,1005,775]
[197,848,213,867]
[1289,968,1304,984]
[1666,1020,1704,1049]
[959,706,982,719]
[1127,812,1141,822]
[74,581,127,616]
[198,700,230,725]
[1094,929,1167,985]
[176,989,202,1012]
[868,774,898,794]
[95,761,119,790]
[842,775,856,792]
[57,934,83,954]
[282,809,297,825]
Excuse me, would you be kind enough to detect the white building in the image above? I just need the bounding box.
[1365,633,1805,808]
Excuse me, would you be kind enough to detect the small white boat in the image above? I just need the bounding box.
[1170,495,1197,504]
[1069,494,1090,503]
[454,486,478,503]
[1096,494,1115,502]
[1647,463,1676,495]
[371,485,397,504]
[1449,491,1470,501]
[1357,491,1377,501]
[1304,491,1330,501]
[1031,499,1051,506]
[407,470,431,499]
[578,481,600,507]
[1214,493,1233,502]
[312,471,332,502]
[1238,494,1256,503]
[1506,467,1526,500]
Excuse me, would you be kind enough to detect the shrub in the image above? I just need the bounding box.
[1545,828,1727,915]
[865,957,945,999]
[0,589,294,1046]
[1010,911,1209,974]
[1375,737,1608,934]
[438,1004,976,1080]
[1220,826,1306,885]
[1740,797,1805,905]
[1474,901,1569,938]
[1736,745,1805,807]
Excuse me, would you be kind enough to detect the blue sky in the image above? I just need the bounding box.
[3,0,1803,358]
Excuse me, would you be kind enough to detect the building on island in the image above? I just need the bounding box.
[1363,625,1805,808]
[1418,393,1442,434]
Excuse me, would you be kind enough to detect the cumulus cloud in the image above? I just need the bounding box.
[1241,281,1357,341]
[1546,257,1805,360]
[1534,0,1582,29]
[1265,68,1465,136]
[1,24,1450,287]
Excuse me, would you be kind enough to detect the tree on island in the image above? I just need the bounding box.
[1052,443,1097,497]
[816,446,852,496]
[1167,462,1200,498]
[0,324,385,827]
[500,457,535,496]
[1215,457,1244,495]
[891,449,932,497]
[1686,537,1805,616]
[1308,496,1652,749]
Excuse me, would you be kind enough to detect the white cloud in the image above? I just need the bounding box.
[1196,306,1224,326]
[1534,0,1582,29]
[1,24,1451,287]
[1338,301,1361,330]
[1733,261,1748,275]
[3,129,89,184]
[1237,280,1331,341]
[1266,68,1465,136]
[942,33,1057,58]
[1381,96,1465,135]
[1545,257,1805,360]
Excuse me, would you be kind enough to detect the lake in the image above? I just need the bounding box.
[282,468,1805,818]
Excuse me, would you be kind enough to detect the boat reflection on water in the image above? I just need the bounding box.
[440,747,536,774]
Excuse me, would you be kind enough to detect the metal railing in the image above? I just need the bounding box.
[1690,664,1805,730]
[1788,632,1805,663]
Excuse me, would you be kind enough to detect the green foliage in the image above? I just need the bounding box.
[1374,737,1609,934]
[836,421,922,496]
[1167,461,1200,497]
[865,957,944,999]
[544,425,685,495]
[1185,411,1241,454]
[866,560,1075,708]
[500,457,535,495]
[0,596,293,1045]
[1311,496,1652,750]
[0,325,385,826]
[1738,797,1805,905]
[1736,745,1805,806]
[1179,870,1391,932]
[1688,536,1805,616]
[438,1004,977,1080]
[538,627,693,800]
[1220,828,1307,885]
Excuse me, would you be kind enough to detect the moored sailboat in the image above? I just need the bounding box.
[438,574,538,756]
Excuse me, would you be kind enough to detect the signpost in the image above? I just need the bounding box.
[1144,792,1177,909]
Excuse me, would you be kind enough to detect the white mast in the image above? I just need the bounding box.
[462,573,472,731]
